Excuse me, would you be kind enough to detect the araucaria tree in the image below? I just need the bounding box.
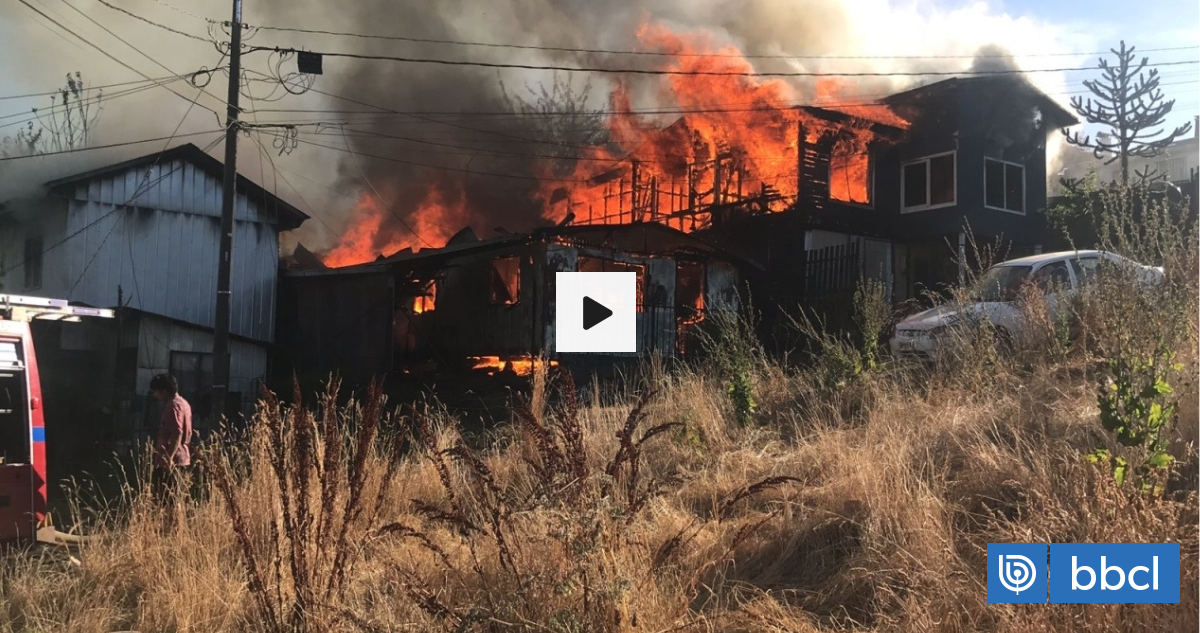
[1062,41,1193,185]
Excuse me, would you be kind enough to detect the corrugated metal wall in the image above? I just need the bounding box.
[56,158,280,342]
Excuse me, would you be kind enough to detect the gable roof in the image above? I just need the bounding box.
[884,76,1079,127]
[44,143,309,230]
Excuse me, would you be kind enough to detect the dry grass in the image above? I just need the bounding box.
[0,343,1194,632]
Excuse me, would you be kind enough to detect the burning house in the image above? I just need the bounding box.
[277,223,744,383]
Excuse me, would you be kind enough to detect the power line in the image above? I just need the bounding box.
[0,129,224,161]
[0,74,182,101]
[0,76,190,129]
[247,45,1200,77]
[92,0,211,42]
[56,0,228,114]
[242,24,1200,61]
[14,0,224,119]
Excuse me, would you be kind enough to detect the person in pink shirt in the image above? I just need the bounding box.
[150,373,193,505]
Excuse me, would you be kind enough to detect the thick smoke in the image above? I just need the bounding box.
[0,0,1083,258]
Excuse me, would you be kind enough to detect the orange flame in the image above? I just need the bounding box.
[469,356,558,376]
[323,186,471,268]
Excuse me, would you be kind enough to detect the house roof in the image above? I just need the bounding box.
[284,222,762,278]
[884,76,1079,127]
[44,143,309,230]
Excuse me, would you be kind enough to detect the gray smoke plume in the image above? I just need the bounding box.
[0,0,1080,260]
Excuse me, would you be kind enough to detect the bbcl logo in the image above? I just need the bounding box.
[988,543,1047,603]
[987,543,1181,604]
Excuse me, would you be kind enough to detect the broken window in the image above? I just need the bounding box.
[675,261,705,325]
[984,158,1025,213]
[413,280,437,313]
[577,256,645,308]
[902,151,956,211]
[829,152,872,206]
[23,236,42,290]
[489,256,520,306]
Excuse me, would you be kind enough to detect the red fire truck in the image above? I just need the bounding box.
[1,294,113,544]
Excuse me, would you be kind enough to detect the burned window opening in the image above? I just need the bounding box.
[577,256,646,309]
[489,256,520,306]
[413,280,437,314]
[675,261,706,325]
[829,148,873,206]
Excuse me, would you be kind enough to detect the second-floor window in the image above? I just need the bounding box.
[985,157,1025,214]
[829,152,873,206]
[901,151,955,212]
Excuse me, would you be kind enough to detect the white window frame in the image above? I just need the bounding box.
[900,150,957,213]
[827,150,875,208]
[983,156,1027,216]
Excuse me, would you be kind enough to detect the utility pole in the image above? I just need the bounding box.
[212,0,243,421]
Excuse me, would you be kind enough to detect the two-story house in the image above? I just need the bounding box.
[696,76,1078,313]
[0,143,307,456]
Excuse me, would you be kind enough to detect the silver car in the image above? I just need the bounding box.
[889,250,1163,361]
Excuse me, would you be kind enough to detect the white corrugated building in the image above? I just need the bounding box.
[0,143,307,443]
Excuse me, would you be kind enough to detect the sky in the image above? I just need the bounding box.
[1003,0,1199,131]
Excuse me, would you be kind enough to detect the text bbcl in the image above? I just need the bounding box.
[1050,543,1180,604]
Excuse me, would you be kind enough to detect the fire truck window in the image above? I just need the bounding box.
[0,372,30,464]
[489,256,521,306]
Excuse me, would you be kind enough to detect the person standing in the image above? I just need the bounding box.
[149,374,193,505]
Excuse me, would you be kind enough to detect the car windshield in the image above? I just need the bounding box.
[969,265,1033,302]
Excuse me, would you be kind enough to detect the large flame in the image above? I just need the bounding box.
[320,21,908,267]
[323,185,471,267]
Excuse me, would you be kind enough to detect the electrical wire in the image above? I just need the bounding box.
[0,74,183,101]
[92,0,210,42]
[247,45,1200,78]
[14,0,225,119]
[0,130,224,161]
[241,24,1200,61]
[55,0,228,116]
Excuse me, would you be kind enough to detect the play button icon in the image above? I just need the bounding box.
[554,272,636,353]
[582,296,613,330]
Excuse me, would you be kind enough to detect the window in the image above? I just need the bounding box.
[413,280,437,313]
[675,261,705,322]
[1031,261,1071,292]
[578,256,645,308]
[489,256,520,306]
[23,237,43,290]
[984,158,1025,213]
[901,152,955,212]
[1068,257,1102,285]
[829,152,872,206]
[169,351,213,405]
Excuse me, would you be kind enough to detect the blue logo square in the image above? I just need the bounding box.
[987,543,1048,603]
[1049,543,1180,603]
